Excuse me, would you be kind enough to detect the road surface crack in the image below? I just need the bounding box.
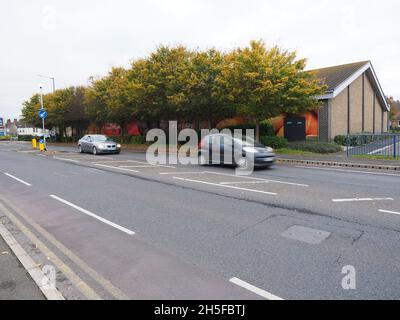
[234,214,278,237]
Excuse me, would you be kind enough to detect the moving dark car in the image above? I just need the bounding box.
[198,134,276,170]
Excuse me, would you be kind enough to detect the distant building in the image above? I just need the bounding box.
[388,98,400,129]
[221,61,391,142]
[313,61,390,141]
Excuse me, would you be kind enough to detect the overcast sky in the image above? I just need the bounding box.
[1,0,399,119]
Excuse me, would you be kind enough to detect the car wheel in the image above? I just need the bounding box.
[92,147,98,155]
[198,153,208,166]
[78,145,83,153]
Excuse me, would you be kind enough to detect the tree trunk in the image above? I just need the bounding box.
[120,122,124,143]
[255,119,260,142]
[207,118,212,130]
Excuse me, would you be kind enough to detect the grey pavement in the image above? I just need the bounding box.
[0,234,44,300]
[1,141,400,299]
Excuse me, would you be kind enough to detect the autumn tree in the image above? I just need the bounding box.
[21,94,42,127]
[184,49,234,129]
[130,46,192,127]
[219,40,327,140]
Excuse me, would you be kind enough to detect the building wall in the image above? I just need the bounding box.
[318,101,329,141]
[374,95,383,133]
[327,72,389,140]
[330,88,348,139]
[349,74,363,134]
[364,75,374,133]
[383,110,388,132]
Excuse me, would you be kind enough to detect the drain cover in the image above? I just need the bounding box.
[281,225,331,244]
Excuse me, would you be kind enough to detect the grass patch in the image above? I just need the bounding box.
[351,155,400,161]
[274,148,319,156]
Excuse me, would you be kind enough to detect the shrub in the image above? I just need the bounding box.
[260,136,288,149]
[0,135,11,141]
[130,135,147,145]
[18,135,35,141]
[288,141,342,154]
[334,134,385,146]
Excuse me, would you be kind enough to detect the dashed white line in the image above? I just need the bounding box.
[119,165,158,168]
[94,163,139,173]
[4,173,32,186]
[332,198,394,203]
[379,209,400,215]
[159,171,206,175]
[204,171,309,187]
[49,195,135,235]
[173,177,277,196]
[219,181,270,185]
[229,277,283,300]
[53,157,80,163]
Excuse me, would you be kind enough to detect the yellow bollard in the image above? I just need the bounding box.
[39,142,45,151]
[32,139,37,149]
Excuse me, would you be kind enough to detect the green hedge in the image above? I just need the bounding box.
[130,135,147,144]
[260,136,288,149]
[334,134,384,146]
[18,135,35,141]
[0,135,11,141]
[288,141,342,154]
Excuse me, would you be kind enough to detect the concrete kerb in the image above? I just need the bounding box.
[0,222,65,300]
[277,158,400,171]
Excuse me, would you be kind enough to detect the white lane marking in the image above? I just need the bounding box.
[49,195,135,235]
[94,163,139,173]
[36,154,46,157]
[53,157,80,163]
[159,171,206,175]
[379,209,400,215]
[332,198,394,203]
[4,173,32,186]
[295,166,400,177]
[92,160,176,169]
[119,165,157,168]
[220,181,270,185]
[204,171,309,187]
[92,160,136,164]
[229,277,283,300]
[173,177,277,196]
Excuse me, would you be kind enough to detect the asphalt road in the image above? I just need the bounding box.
[1,141,400,300]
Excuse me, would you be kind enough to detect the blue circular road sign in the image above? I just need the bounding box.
[39,109,48,119]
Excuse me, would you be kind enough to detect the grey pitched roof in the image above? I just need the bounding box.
[309,61,370,92]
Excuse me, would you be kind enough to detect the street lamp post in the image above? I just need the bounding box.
[37,74,55,93]
[37,74,55,146]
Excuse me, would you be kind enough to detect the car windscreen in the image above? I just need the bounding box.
[91,136,109,142]
[233,137,265,148]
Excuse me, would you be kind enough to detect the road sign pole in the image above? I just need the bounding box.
[39,88,47,151]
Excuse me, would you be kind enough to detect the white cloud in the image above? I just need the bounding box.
[1,0,399,119]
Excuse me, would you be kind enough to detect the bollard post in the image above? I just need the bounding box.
[39,140,45,152]
[394,135,397,159]
[32,139,37,149]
